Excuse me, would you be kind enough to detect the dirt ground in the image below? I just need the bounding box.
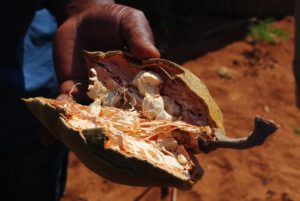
[61,16,300,201]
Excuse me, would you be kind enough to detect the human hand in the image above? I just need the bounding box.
[53,4,160,102]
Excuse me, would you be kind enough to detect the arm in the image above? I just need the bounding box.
[51,1,160,101]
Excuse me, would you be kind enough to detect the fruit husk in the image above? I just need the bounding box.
[84,50,224,133]
[23,51,225,189]
[24,97,197,190]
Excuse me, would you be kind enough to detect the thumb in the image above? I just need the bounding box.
[120,9,160,60]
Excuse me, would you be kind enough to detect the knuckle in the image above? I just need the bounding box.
[133,9,146,19]
[125,7,145,19]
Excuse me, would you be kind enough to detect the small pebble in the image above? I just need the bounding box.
[217,66,232,79]
[264,105,270,113]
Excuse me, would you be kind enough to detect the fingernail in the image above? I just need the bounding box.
[145,42,160,58]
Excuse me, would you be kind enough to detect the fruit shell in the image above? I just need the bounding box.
[84,50,225,133]
[23,97,197,190]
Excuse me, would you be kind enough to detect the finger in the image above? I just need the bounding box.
[58,81,90,103]
[120,8,160,60]
[53,16,89,103]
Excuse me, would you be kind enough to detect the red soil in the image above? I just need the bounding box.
[61,16,300,201]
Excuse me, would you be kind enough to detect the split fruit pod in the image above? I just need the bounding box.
[24,51,278,190]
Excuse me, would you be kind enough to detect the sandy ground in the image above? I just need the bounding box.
[61,17,300,201]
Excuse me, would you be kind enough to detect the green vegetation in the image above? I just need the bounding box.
[248,18,290,44]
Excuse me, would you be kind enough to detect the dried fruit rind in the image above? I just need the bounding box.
[84,50,224,132]
[23,51,278,190]
[24,97,200,189]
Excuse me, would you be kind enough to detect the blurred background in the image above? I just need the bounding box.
[62,1,300,201]
[118,0,294,62]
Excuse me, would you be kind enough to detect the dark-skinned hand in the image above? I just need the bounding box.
[39,3,159,145]
[53,3,160,102]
